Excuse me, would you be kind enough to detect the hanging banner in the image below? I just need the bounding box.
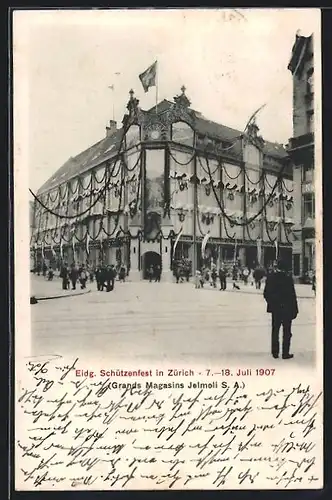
[274,239,279,261]
[86,233,90,255]
[173,227,183,255]
[201,231,210,258]
[72,234,76,257]
[60,239,63,259]
[41,242,45,260]
[257,237,262,265]
[233,239,238,263]
[51,243,56,258]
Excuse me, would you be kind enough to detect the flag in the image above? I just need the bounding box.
[257,237,262,265]
[173,226,183,255]
[233,239,238,263]
[245,103,267,132]
[201,231,211,259]
[86,233,90,255]
[139,61,157,93]
[274,239,279,261]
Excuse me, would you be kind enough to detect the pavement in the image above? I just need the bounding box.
[30,275,91,300]
[30,276,316,369]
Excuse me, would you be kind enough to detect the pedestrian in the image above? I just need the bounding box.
[95,265,102,291]
[211,266,217,288]
[219,266,227,291]
[119,266,126,283]
[263,259,298,360]
[42,262,47,277]
[79,265,87,289]
[89,268,94,283]
[106,264,116,292]
[60,262,69,290]
[232,265,240,290]
[148,265,154,283]
[100,265,107,291]
[253,266,264,290]
[47,267,54,281]
[242,266,249,285]
[195,270,202,289]
[312,271,316,296]
[70,263,79,290]
[154,264,161,282]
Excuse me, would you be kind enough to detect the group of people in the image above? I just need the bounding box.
[60,263,89,290]
[194,263,266,291]
[94,265,118,292]
[45,262,128,292]
[173,259,191,284]
[147,264,161,283]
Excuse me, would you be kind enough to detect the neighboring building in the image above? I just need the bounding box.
[32,87,293,280]
[29,200,35,270]
[287,33,315,280]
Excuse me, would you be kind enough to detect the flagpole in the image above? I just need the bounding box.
[155,60,158,115]
[112,87,115,121]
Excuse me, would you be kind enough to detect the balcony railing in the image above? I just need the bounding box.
[288,132,314,151]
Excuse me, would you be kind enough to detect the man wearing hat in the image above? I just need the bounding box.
[263,259,298,359]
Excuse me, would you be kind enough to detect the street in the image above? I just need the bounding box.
[30,276,316,369]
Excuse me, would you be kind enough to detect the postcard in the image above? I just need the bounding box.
[13,8,323,490]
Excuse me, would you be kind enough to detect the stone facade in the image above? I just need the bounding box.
[31,88,293,280]
[287,33,315,280]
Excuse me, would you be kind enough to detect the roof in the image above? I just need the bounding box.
[37,98,287,194]
[37,129,123,194]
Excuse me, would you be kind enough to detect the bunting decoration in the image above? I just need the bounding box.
[201,231,211,259]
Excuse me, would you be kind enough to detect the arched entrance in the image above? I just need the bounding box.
[142,251,162,279]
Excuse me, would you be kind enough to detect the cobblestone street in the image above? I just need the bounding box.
[30,276,316,369]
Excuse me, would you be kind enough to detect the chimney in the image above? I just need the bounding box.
[106,120,117,137]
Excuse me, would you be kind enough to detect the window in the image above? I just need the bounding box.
[307,111,314,133]
[303,193,315,219]
[306,68,314,94]
[303,163,314,183]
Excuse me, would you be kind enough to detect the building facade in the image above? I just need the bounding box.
[31,87,294,280]
[29,200,36,270]
[287,33,315,280]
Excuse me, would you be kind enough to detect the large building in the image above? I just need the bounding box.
[287,33,315,280]
[29,200,36,270]
[31,87,294,280]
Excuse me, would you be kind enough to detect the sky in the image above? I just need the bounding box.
[13,8,320,193]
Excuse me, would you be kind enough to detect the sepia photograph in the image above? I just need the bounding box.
[13,8,323,490]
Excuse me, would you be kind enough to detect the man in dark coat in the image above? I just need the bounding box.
[154,264,161,282]
[60,263,69,290]
[263,259,298,359]
[106,265,116,292]
[253,266,265,290]
[219,266,227,291]
[70,263,79,290]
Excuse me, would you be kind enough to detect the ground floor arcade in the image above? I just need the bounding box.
[34,236,292,281]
